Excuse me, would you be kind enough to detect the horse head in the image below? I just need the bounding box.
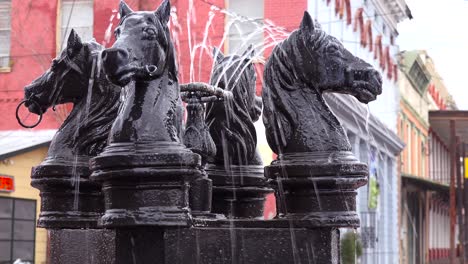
[22,29,121,159]
[262,12,383,154]
[101,0,176,86]
[211,47,261,121]
[24,29,92,114]
[206,47,261,165]
[293,11,382,102]
[100,0,182,144]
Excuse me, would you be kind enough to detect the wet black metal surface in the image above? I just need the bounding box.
[48,224,339,264]
[262,12,379,227]
[262,12,382,154]
[90,1,205,227]
[23,30,121,228]
[205,49,273,219]
[23,2,384,263]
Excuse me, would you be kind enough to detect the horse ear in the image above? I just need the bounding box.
[300,11,315,33]
[242,44,256,59]
[155,0,171,24]
[119,0,133,18]
[213,47,224,63]
[66,29,83,57]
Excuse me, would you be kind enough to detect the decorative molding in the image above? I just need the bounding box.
[325,94,405,156]
[0,67,11,73]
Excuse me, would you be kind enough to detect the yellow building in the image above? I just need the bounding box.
[398,50,457,264]
[0,130,55,264]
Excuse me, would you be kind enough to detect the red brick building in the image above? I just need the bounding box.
[0,0,305,130]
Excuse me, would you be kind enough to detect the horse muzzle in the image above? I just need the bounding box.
[102,48,159,86]
[345,67,383,103]
[24,84,50,114]
[23,95,47,115]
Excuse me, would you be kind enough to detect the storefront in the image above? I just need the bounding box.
[0,130,55,264]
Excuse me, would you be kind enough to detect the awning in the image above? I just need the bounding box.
[402,174,449,195]
[0,130,56,160]
[429,110,468,147]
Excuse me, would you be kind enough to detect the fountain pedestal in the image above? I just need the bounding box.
[206,164,273,219]
[47,221,340,264]
[265,151,368,227]
[31,160,103,229]
[90,142,203,227]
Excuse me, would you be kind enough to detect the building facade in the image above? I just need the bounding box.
[0,0,108,130]
[0,130,54,264]
[307,1,410,263]
[398,50,458,264]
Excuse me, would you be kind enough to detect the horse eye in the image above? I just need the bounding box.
[327,45,339,54]
[114,28,121,38]
[142,27,157,40]
[144,27,156,36]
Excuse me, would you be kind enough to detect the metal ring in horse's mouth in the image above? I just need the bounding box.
[16,98,43,128]
[145,65,158,76]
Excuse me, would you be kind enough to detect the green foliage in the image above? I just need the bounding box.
[368,177,380,209]
[341,231,363,264]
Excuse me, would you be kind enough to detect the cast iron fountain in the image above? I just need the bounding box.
[18,1,382,263]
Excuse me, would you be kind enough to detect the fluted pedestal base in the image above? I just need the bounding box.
[90,142,204,227]
[206,164,273,219]
[265,151,368,227]
[31,159,103,229]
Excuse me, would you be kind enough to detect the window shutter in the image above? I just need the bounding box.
[0,0,11,68]
[60,0,94,50]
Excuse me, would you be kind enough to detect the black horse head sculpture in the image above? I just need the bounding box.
[101,0,182,143]
[206,47,262,166]
[91,0,209,226]
[23,29,121,162]
[262,12,382,155]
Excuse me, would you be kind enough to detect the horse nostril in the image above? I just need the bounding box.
[24,87,34,99]
[116,49,129,60]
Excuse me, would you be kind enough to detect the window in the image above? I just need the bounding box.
[0,0,12,68]
[0,197,36,264]
[59,0,94,51]
[409,61,430,92]
[227,0,264,55]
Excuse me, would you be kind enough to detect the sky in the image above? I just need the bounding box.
[397,0,468,109]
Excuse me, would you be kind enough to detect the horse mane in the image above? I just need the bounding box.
[262,28,329,154]
[206,55,259,165]
[73,42,121,156]
[159,18,178,83]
